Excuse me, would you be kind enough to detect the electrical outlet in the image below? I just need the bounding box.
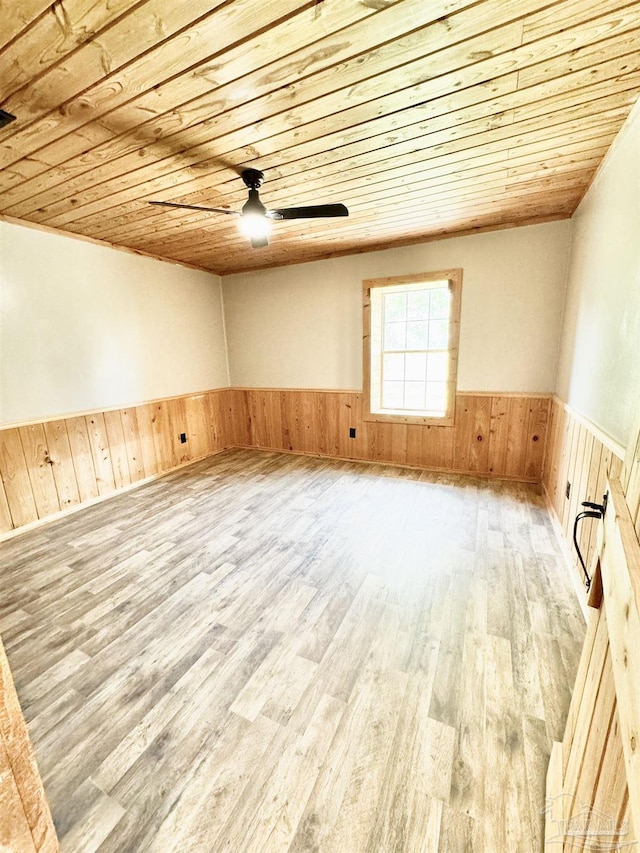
[180,432,187,444]
[566,481,571,500]
[349,427,356,438]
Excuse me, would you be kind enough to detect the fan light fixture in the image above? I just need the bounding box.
[239,185,271,245]
[239,212,271,242]
[149,168,348,249]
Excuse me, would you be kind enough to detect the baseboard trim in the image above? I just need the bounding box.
[231,443,541,484]
[0,442,546,544]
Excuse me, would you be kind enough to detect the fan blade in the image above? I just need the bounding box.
[267,203,348,220]
[149,201,238,215]
[251,235,269,248]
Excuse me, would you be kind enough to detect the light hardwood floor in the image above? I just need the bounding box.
[0,449,585,852]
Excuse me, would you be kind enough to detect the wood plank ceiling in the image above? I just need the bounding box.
[1,0,639,275]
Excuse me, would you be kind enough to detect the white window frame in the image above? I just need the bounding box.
[363,269,462,426]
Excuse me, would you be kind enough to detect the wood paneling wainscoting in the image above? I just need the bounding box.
[231,389,550,483]
[542,396,624,597]
[1,388,550,537]
[0,389,233,537]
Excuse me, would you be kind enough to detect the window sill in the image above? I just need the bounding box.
[363,410,454,427]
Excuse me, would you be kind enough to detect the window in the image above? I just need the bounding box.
[363,269,462,426]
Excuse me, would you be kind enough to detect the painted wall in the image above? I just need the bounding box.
[556,98,640,447]
[0,221,228,425]
[222,220,571,392]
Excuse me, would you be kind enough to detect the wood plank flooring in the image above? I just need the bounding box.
[0,449,585,852]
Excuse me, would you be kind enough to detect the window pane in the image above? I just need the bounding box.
[405,352,427,381]
[383,352,405,381]
[404,381,426,410]
[426,381,446,405]
[368,274,458,420]
[406,321,429,349]
[426,382,447,414]
[429,287,450,319]
[382,381,404,409]
[384,321,406,350]
[426,351,448,382]
[428,319,448,349]
[407,290,430,320]
[384,292,407,322]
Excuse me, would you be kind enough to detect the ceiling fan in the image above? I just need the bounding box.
[149,168,349,248]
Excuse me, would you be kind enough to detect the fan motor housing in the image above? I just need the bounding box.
[242,189,267,216]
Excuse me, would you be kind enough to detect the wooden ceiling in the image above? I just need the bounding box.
[1,0,639,275]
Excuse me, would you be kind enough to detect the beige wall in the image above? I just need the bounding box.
[556,98,640,446]
[0,221,228,424]
[222,220,571,392]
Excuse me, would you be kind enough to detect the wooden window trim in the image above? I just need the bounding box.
[362,269,462,427]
